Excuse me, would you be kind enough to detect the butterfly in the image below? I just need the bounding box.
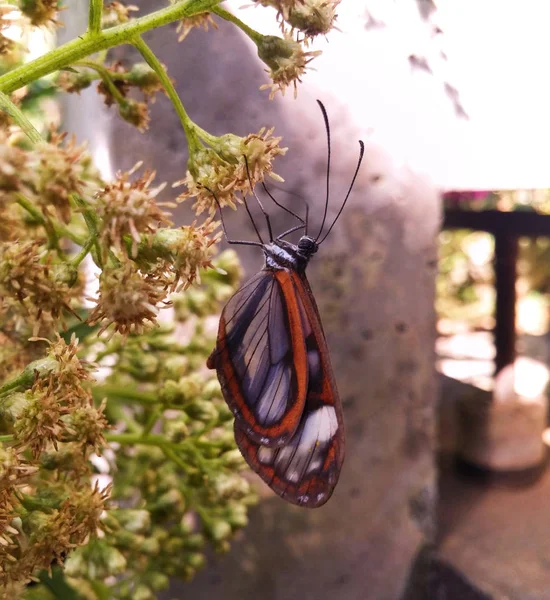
[207,101,364,508]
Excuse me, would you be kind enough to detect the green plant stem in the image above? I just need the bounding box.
[71,194,104,267]
[16,195,86,245]
[0,0,224,95]
[132,36,202,153]
[161,446,190,473]
[212,5,263,44]
[106,432,167,446]
[16,194,61,251]
[71,235,96,267]
[89,0,104,35]
[0,435,13,443]
[142,407,161,437]
[0,91,43,143]
[75,60,127,104]
[92,384,158,405]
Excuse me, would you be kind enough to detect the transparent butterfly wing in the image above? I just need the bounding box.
[234,271,345,508]
[208,270,308,447]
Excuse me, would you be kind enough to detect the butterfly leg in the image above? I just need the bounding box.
[203,184,264,248]
[244,156,274,242]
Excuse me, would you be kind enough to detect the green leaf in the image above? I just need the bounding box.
[38,567,80,600]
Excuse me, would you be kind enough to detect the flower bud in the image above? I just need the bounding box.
[112,508,151,533]
[204,518,232,542]
[58,69,94,94]
[134,584,155,600]
[257,34,321,98]
[286,0,340,38]
[19,0,60,27]
[151,489,186,517]
[144,572,170,591]
[184,399,218,422]
[226,503,249,529]
[220,449,247,470]
[128,62,163,98]
[163,417,190,442]
[201,378,221,400]
[119,100,150,132]
[213,250,242,285]
[185,551,206,570]
[182,532,205,550]
[162,355,189,380]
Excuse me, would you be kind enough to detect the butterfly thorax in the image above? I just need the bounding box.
[263,236,318,272]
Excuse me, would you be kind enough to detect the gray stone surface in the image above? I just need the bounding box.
[108,4,440,599]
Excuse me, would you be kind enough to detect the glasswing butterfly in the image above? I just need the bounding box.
[207,101,364,508]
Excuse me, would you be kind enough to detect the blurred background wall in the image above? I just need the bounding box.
[62,1,443,598]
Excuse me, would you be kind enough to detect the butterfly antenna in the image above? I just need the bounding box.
[244,156,273,242]
[317,140,365,245]
[315,99,332,242]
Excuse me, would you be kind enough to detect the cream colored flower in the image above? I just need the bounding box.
[176,12,218,42]
[257,34,321,98]
[95,165,172,258]
[176,128,286,215]
[87,260,168,337]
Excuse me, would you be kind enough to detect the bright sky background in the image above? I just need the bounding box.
[227,0,550,191]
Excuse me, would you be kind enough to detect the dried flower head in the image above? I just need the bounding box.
[141,221,220,292]
[97,61,130,107]
[257,33,321,98]
[57,68,94,94]
[286,0,341,39]
[119,99,150,131]
[0,31,14,56]
[128,62,164,101]
[63,400,108,455]
[176,12,218,42]
[0,447,37,504]
[0,7,21,56]
[0,130,31,239]
[14,386,69,456]
[0,241,82,335]
[176,128,286,215]
[12,335,96,455]
[102,1,138,28]
[176,147,242,216]
[95,165,172,258]
[0,128,30,193]
[46,333,94,387]
[29,132,93,223]
[87,260,168,337]
[6,483,111,585]
[214,127,287,186]
[19,0,62,27]
[254,0,305,16]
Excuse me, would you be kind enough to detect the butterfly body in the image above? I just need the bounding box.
[207,235,345,508]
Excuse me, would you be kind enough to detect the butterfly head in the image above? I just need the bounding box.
[297,235,318,259]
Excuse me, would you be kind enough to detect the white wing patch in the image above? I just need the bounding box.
[257,406,338,484]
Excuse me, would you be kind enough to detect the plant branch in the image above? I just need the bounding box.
[132,36,202,153]
[75,60,127,104]
[16,194,62,251]
[89,0,104,35]
[212,5,263,44]
[0,92,43,143]
[92,384,158,405]
[71,235,97,267]
[0,0,224,95]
